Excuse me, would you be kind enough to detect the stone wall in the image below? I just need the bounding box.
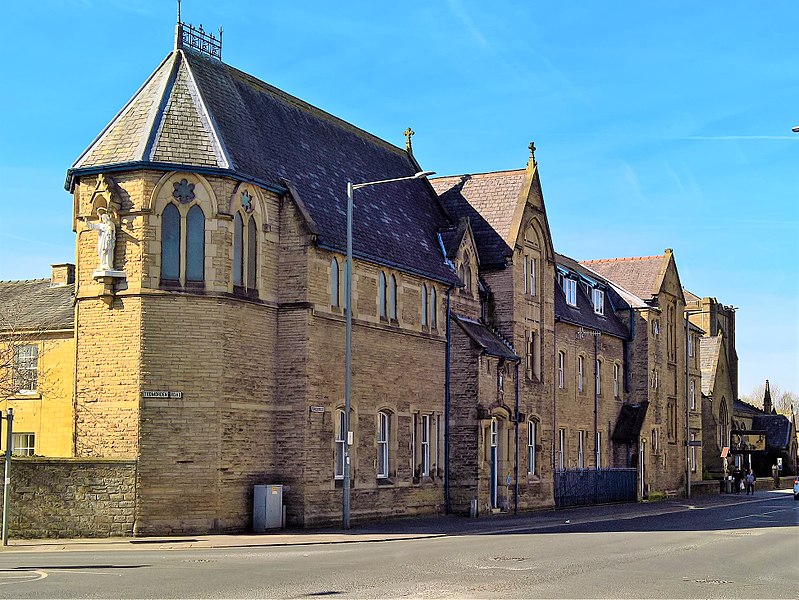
[0,458,136,539]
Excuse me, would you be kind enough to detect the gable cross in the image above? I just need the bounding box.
[529,141,537,166]
[404,127,415,153]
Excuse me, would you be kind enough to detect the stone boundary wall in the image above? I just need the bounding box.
[0,458,136,539]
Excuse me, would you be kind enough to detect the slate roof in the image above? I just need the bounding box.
[580,255,666,301]
[453,314,519,360]
[554,254,629,339]
[699,335,722,396]
[733,399,763,418]
[431,170,527,268]
[0,279,75,331]
[684,288,701,303]
[68,49,458,285]
[751,414,794,451]
[612,402,649,443]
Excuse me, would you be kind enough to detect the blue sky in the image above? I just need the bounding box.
[1,1,797,397]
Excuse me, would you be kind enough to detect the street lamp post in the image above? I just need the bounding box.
[343,170,434,529]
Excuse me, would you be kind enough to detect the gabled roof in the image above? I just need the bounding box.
[68,48,458,285]
[431,170,527,268]
[453,314,519,360]
[0,279,75,331]
[733,399,763,417]
[580,254,667,301]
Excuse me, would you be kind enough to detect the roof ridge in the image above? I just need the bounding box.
[0,278,51,284]
[431,168,526,180]
[581,254,664,264]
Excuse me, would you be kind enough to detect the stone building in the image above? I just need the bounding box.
[0,266,76,457]
[581,251,701,495]
[685,293,736,478]
[0,22,728,535]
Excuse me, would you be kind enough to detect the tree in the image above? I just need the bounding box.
[741,381,797,416]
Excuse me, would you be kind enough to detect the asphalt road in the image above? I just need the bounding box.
[1,491,797,599]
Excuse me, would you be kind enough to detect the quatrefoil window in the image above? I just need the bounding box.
[172,179,196,204]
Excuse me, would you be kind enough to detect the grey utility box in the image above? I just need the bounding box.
[253,484,283,531]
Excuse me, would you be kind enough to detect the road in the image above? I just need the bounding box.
[1,491,797,598]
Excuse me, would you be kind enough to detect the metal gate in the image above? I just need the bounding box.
[554,468,637,508]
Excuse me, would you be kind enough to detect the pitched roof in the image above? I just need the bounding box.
[431,170,527,268]
[580,255,666,301]
[699,335,722,396]
[68,49,458,285]
[751,414,794,451]
[0,279,75,331]
[554,253,629,339]
[453,314,519,360]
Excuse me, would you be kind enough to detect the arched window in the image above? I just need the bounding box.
[421,283,428,327]
[720,398,729,448]
[528,419,538,475]
[335,409,346,480]
[465,265,472,294]
[247,217,257,290]
[233,211,258,294]
[331,258,340,307]
[389,274,397,320]
[430,286,437,328]
[377,411,390,479]
[233,212,244,287]
[379,271,387,318]
[161,203,181,282]
[596,359,602,395]
[185,205,205,283]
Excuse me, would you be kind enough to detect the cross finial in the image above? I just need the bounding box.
[404,127,415,153]
[177,0,181,22]
[529,141,537,163]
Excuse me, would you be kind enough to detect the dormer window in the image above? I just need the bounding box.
[592,289,604,315]
[563,278,577,307]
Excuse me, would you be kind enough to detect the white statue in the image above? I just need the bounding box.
[81,207,116,272]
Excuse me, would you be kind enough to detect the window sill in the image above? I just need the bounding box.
[233,285,259,299]
[9,392,41,400]
[376,477,394,486]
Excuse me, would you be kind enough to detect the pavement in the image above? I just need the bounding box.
[2,488,794,554]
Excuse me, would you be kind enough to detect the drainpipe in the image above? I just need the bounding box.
[514,360,520,514]
[444,286,452,514]
[552,319,558,473]
[594,333,599,469]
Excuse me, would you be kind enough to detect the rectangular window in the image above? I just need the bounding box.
[529,257,536,297]
[558,352,565,389]
[526,331,533,376]
[592,289,604,315]
[528,421,537,475]
[412,413,418,477]
[613,364,620,397]
[577,430,585,469]
[596,431,602,468]
[690,433,697,472]
[421,414,430,477]
[377,412,389,479]
[435,414,441,478]
[688,333,693,357]
[335,410,346,479]
[14,344,38,393]
[558,428,566,471]
[690,380,696,410]
[11,433,35,456]
[523,254,528,294]
[563,278,577,306]
[577,355,584,392]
